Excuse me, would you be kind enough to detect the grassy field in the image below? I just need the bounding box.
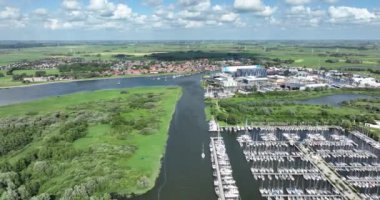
[12,69,60,76]
[0,70,24,87]
[1,42,380,68]
[0,86,182,199]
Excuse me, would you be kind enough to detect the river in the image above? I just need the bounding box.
[0,75,216,200]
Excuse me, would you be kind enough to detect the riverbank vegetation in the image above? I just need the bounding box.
[0,87,182,199]
[206,88,380,137]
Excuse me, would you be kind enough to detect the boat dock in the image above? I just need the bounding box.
[210,137,240,200]
[236,130,346,200]
[351,131,380,150]
[211,123,380,199]
[210,123,334,133]
[210,137,225,200]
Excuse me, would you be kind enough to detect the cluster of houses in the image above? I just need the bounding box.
[108,59,219,75]
[0,58,219,83]
[0,57,83,72]
[204,65,380,98]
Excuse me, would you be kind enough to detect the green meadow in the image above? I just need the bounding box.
[0,86,182,199]
[1,42,380,68]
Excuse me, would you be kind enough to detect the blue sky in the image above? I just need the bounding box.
[0,0,380,40]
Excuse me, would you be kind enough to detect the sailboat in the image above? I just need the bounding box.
[201,143,205,159]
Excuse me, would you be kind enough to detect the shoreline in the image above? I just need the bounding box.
[0,73,191,89]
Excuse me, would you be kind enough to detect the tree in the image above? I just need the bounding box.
[0,72,4,77]
[341,120,352,130]
[35,71,47,77]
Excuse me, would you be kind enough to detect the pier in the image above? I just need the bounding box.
[209,121,380,199]
[236,129,346,200]
[210,137,240,200]
[210,137,226,200]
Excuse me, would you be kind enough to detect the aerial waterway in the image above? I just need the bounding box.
[0,74,216,200]
[1,75,375,200]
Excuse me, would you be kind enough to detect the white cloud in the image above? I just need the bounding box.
[112,4,132,19]
[184,20,203,28]
[179,0,208,7]
[33,8,48,16]
[0,7,21,20]
[62,0,80,10]
[142,0,162,7]
[0,6,28,28]
[212,5,223,12]
[328,6,376,23]
[233,0,276,16]
[286,6,326,27]
[257,6,277,16]
[285,0,311,5]
[322,0,338,3]
[234,0,263,11]
[88,0,114,11]
[44,19,72,30]
[220,12,239,22]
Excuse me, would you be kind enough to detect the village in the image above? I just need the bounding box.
[0,58,220,84]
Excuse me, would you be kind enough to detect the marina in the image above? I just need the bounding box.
[210,136,240,200]
[207,120,380,200]
[235,128,345,200]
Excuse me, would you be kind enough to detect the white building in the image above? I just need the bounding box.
[352,77,380,87]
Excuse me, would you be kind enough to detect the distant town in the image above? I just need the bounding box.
[1,57,379,90]
[204,65,380,99]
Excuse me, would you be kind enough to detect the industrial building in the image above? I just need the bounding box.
[222,65,267,78]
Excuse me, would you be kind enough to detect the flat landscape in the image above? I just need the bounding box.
[0,86,182,199]
[1,41,380,67]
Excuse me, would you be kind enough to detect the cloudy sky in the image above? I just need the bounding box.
[1,0,380,40]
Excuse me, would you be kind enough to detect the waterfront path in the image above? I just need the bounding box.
[298,144,362,200]
[211,137,226,200]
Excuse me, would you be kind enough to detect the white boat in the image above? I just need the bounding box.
[201,144,205,159]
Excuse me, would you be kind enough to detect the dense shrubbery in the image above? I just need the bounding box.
[57,63,111,79]
[0,89,176,199]
[58,63,110,73]
[59,119,88,142]
[208,90,380,126]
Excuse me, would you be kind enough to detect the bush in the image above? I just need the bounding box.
[35,71,46,77]
[59,119,88,142]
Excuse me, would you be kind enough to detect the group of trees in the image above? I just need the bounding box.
[59,119,88,142]
[209,90,379,126]
[149,51,262,61]
[57,63,111,79]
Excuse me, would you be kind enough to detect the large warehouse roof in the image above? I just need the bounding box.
[222,65,261,73]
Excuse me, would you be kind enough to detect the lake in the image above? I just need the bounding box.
[296,94,373,106]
